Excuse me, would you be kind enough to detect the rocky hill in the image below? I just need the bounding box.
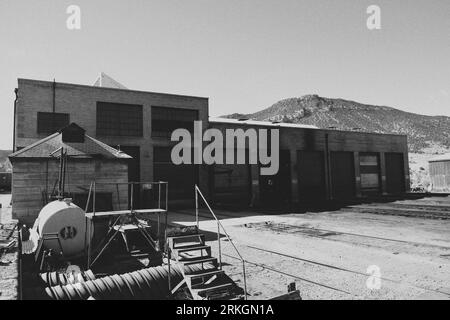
[224,95,450,153]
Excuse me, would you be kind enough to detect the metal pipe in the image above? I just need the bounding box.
[217,222,221,269]
[131,183,134,211]
[84,182,93,213]
[165,182,168,211]
[158,183,161,209]
[62,151,67,196]
[84,182,93,268]
[13,88,18,151]
[195,186,199,228]
[58,148,64,197]
[88,181,96,268]
[242,261,247,300]
[93,181,96,216]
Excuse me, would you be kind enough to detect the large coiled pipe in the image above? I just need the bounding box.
[42,264,207,300]
[39,270,96,287]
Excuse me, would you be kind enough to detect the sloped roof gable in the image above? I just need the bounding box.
[9,123,131,160]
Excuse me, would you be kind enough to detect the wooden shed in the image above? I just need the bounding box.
[429,154,450,193]
[9,123,131,225]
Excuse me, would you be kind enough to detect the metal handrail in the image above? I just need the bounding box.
[194,185,247,300]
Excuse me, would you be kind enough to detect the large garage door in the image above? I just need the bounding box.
[297,151,326,201]
[360,153,381,195]
[153,147,198,200]
[385,153,405,194]
[331,151,355,200]
[259,150,292,207]
[212,164,251,205]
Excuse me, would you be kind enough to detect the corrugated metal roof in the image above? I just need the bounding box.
[209,117,318,129]
[428,153,450,163]
[9,125,131,160]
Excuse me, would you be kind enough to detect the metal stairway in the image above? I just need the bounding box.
[167,230,243,300]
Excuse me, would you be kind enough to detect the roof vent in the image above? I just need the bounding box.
[238,118,249,121]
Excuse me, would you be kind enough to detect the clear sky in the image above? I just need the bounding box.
[0,0,449,149]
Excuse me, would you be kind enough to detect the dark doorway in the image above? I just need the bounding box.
[330,151,355,200]
[259,150,291,207]
[153,146,198,201]
[212,163,252,206]
[385,153,405,194]
[120,146,141,209]
[297,151,326,202]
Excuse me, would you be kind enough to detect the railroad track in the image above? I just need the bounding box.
[168,209,450,299]
[345,204,450,220]
[230,245,450,298]
[245,221,450,251]
[172,208,450,250]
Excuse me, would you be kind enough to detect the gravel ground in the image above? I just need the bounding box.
[162,205,450,300]
[2,192,449,300]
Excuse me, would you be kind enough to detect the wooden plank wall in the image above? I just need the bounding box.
[11,159,128,224]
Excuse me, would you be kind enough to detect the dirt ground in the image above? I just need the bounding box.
[160,202,450,300]
[2,192,449,300]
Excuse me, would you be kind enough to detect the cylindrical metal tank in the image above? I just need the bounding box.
[36,199,86,257]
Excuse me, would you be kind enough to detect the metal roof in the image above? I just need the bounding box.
[9,125,131,160]
[209,117,318,129]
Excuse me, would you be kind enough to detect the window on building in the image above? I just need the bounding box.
[151,106,198,138]
[37,112,70,135]
[96,102,143,137]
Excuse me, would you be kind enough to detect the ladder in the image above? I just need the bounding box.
[167,228,243,300]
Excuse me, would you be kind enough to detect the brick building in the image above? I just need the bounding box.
[12,76,410,210]
[209,118,409,206]
[14,77,209,205]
